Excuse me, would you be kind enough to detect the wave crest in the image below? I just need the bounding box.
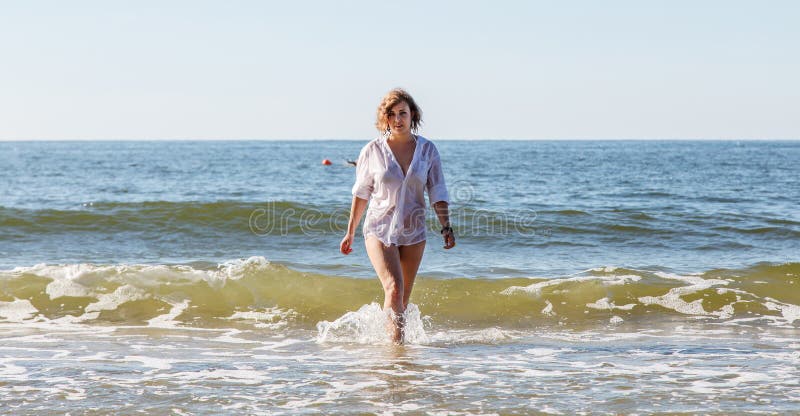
[1,260,799,330]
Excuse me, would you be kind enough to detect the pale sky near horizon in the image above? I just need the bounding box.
[1,1,797,140]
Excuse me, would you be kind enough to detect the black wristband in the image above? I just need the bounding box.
[440,225,453,235]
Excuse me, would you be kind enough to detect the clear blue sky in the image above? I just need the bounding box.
[1,0,797,140]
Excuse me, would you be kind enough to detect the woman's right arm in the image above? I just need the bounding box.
[343,144,373,255]
[340,196,368,255]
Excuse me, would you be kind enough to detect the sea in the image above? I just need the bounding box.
[1,140,798,415]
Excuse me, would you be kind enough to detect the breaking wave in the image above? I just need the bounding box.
[1,258,798,331]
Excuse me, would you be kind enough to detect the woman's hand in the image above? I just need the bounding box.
[443,228,456,249]
[340,233,354,255]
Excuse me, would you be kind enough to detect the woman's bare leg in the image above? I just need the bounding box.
[398,240,425,309]
[365,236,404,342]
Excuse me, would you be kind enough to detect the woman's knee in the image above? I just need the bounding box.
[380,275,404,301]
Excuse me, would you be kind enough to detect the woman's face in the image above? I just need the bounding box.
[387,101,412,135]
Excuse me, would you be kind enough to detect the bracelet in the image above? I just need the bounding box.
[440,225,453,235]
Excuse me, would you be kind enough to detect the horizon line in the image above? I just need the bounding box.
[1,137,798,142]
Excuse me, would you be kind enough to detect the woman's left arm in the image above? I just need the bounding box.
[427,144,455,250]
[434,202,455,249]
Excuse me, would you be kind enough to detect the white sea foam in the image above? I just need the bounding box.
[501,274,641,296]
[539,329,659,343]
[85,284,149,314]
[0,298,39,322]
[637,272,731,317]
[252,337,307,351]
[147,299,190,328]
[518,368,565,378]
[456,370,490,379]
[326,379,388,392]
[121,355,175,370]
[211,329,259,344]
[226,307,296,329]
[427,327,521,344]
[45,277,93,299]
[11,256,273,293]
[541,300,556,316]
[12,263,118,283]
[152,367,270,385]
[316,303,429,345]
[538,405,564,415]
[586,297,637,311]
[763,299,800,325]
[590,266,619,273]
[609,315,624,325]
[217,256,271,280]
[523,347,573,363]
[75,352,113,362]
[0,358,28,380]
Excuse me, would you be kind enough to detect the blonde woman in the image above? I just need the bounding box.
[340,88,455,343]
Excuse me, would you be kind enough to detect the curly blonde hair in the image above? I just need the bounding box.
[375,88,423,133]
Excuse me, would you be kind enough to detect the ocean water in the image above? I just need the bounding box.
[1,140,799,414]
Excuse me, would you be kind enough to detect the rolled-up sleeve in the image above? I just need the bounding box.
[351,145,374,200]
[426,146,449,205]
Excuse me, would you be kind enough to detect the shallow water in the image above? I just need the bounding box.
[2,323,798,414]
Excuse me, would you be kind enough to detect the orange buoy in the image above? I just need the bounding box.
[321,159,332,165]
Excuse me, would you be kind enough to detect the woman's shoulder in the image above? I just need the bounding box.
[359,138,383,156]
[416,135,441,156]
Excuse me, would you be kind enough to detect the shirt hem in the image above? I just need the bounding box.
[363,232,427,247]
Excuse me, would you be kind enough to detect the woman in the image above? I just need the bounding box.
[340,88,455,343]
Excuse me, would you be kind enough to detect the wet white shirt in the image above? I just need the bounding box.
[352,135,449,246]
